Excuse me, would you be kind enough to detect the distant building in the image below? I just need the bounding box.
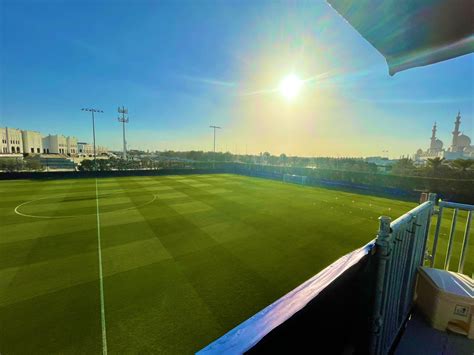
[97,146,108,155]
[78,142,94,156]
[42,134,78,155]
[43,134,67,154]
[414,112,473,162]
[66,136,78,155]
[1,127,23,154]
[414,122,445,161]
[77,142,108,156]
[364,156,396,173]
[21,130,43,154]
[0,127,105,157]
[444,112,473,159]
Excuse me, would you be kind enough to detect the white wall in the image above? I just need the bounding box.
[0,127,8,154]
[1,127,23,154]
[22,130,43,154]
[42,135,67,154]
[66,136,78,155]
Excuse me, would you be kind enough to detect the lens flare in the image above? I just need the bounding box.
[278,74,303,100]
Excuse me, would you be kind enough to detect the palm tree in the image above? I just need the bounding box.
[450,159,474,172]
[426,157,445,174]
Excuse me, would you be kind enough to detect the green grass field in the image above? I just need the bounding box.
[0,174,471,354]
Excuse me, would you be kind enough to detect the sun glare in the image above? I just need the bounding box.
[278,74,303,100]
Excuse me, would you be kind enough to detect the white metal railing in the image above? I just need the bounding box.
[429,200,473,274]
[370,194,436,355]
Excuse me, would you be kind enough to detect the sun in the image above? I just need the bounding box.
[278,74,303,100]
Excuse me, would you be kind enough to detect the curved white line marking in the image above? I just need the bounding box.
[14,193,158,219]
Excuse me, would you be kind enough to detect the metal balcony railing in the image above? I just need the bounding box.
[370,194,436,355]
[429,200,473,274]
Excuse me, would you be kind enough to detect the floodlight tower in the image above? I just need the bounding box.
[209,125,221,153]
[118,106,129,160]
[81,107,103,171]
[209,125,221,168]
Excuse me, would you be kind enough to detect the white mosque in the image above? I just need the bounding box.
[414,112,473,162]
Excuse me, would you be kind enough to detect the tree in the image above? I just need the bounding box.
[391,158,415,175]
[24,156,42,171]
[78,159,95,171]
[426,157,445,175]
[0,158,21,172]
[450,159,474,172]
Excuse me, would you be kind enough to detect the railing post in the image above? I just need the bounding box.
[444,208,459,270]
[431,202,443,268]
[458,210,472,274]
[422,193,437,264]
[370,216,391,355]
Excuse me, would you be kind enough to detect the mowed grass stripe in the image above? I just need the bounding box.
[1,179,102,354]
[163,177,357,293]
[135,179,292,310]
[1,181,86,283]
[114,176,278,350]
[101,177,224,353]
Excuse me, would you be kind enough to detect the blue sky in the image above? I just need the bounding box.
[1,0,473,157]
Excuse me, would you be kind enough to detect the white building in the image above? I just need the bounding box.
[97,146,108,155]
[66,136,78,155]
[22,130,43,154]
[43,134,78,155]
[1,127,23,154]
[78,142,108,156]
[444,112,473,159]
[42,134,68,154]
[414,112,473,162]
[0,126,103,157]
[1,128,9,153]
[78,142,94,156]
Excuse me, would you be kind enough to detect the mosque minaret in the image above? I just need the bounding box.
[428,122,443,155]
[450,111,472,153]
[415,111,473,162]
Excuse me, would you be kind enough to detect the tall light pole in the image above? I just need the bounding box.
[209,125,221,168]
[117,106,129,160]
[81,108,103,171]
[209,125,221,153]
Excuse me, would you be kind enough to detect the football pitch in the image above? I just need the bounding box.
[0,174,471,354]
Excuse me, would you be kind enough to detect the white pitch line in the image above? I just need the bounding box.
[14,193,157,219]
[95,178,108,355]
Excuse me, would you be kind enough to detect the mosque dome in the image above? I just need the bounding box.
[457,134,471,148]
[416,148,423,155]
[433,139,443,150]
